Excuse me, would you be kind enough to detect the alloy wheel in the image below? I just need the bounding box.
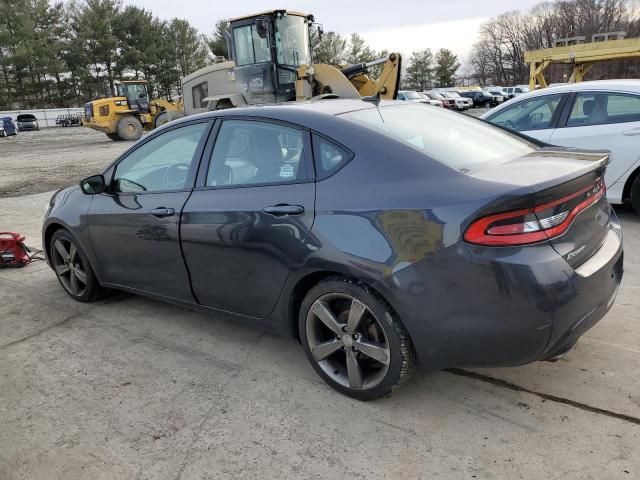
[52,238,88,297]
[306,293,391,390]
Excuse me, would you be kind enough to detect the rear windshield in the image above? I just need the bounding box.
[339,103,536,173]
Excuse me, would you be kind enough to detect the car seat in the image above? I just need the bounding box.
[582,97,608,125]
[249,129,285,183]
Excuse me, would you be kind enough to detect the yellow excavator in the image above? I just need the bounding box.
[85,9,402,140]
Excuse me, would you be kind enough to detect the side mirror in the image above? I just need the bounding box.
[80,174,106,195]
[317,24,324,39]
[255,18,269,39]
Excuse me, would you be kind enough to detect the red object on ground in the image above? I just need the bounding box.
[0,232,30,267]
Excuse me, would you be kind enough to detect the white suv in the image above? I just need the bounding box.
[503,85,529,99]
[482,80,640,212]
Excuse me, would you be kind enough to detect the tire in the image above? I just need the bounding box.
[299,276,415,400]
[630,175,640,215]
[484,101,492,108]
[106,133,122,141]
[116,115,143,141]
[50,230,105,302]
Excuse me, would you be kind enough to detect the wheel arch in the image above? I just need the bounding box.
[43,221,66,263]
[43,222,103,284]
[622,164,640,203]
[285,270,401,343]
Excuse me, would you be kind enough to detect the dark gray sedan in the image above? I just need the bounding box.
[43,100,623,400]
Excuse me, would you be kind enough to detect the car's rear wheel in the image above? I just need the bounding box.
[50,230,104,302]
[630,175,640,215]
[299,277,415,400]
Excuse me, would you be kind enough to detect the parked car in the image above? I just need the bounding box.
[439,91,472,110]
[482,79,640,213]
[397,90,440,107]
[458,90,502,108]
[423,91,455,109]
[503,85,529,99]
[485,87,507,99]
[16,113,39,131]
[416,92,443,107]
[0,117,17,137]
[43,100,623,400]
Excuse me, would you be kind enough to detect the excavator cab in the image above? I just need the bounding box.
[115,81,151,114]
[227,10,314,104]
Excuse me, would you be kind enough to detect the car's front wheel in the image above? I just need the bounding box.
[299,277,415,400]
[50,230,105,302]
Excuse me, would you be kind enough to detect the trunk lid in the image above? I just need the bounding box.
[468,147,610,267]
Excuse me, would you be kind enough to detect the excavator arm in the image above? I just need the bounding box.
[296,53,402,101]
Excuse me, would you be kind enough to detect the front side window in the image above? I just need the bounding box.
[341,104,535,173]
[567,92,640,127]
[233,25,270,66]
[206,120,306,187]
[275,15,310,67]
[487,94,563,131]
[192,81,209,109]
[112,123,207,193]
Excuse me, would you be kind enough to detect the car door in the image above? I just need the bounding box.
[88,120,211,301]
[548,91,640,191]
[180,118,315,318]
[485,93,568,142]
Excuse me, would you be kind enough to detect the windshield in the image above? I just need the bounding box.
[446,91,461,98]
[275,15,311,67]
[340,104,535,173]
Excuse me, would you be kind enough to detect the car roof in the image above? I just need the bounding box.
[513,79,640,97]
[170,98,382,131]
[17,114,36,119]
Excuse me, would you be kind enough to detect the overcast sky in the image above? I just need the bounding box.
[124,0,543,61]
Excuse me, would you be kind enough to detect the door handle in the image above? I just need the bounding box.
[149,207,175,218]
[623,128,640,136]
[263,204,305,216]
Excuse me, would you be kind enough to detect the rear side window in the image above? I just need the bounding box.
[488,94,563,131]
[567,92,640,127]
[312,135,352,179]
[341,104,535,173]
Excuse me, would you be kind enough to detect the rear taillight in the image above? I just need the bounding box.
[464,180,606,246]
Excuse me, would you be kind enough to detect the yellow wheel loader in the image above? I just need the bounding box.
[83,80,183,141]
[182,10,401,114]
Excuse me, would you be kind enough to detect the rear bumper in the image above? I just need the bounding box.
[374,213,623,369]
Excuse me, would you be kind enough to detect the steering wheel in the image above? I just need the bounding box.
[163,163,190,189]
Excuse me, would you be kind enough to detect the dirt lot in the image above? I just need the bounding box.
[0,127,131,197]
[0,119,639,479]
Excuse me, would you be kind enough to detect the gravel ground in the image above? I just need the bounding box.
[0,127,131,197]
